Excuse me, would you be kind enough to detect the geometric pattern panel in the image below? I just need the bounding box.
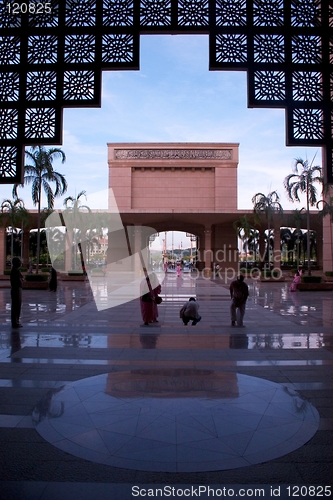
[0,0,332,183]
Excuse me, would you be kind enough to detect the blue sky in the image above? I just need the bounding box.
[0,35,322,247]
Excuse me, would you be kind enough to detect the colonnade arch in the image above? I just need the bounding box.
[107,142,326,275]
[0,143,327,273]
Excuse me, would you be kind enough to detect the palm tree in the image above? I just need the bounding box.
[63,191,91,270]
[252,191,283,266]
[0,198,30,262]
[244,228,260,263]
[290,208,306,270]
[280,227,294,263]
[233,214,254,266]
[284,157,322,275]
[13,146,67,273]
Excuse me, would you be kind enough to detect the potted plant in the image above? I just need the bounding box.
[297,275,333,291]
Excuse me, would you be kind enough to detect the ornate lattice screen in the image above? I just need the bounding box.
[0,0,332,183]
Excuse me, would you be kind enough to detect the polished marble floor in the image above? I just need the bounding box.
[0,273,332,498]
[34,371,319,472]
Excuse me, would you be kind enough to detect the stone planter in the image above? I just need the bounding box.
[23,281,49,290]
[259,277,285,282]
[60,274,86,281]
[297,283,333,291]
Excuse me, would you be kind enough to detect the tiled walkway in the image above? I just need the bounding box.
[0,272,332,499]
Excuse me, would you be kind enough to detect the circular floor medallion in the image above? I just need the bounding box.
[33,371,319,472]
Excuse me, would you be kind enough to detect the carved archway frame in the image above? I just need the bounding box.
[0,0,332,183]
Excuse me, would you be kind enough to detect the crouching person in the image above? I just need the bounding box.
[180,297,201,326]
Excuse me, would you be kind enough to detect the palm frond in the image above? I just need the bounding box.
[31,178,41,206]
[42,180,55,209]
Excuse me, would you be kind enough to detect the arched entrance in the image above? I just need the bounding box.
[108,142,240,275]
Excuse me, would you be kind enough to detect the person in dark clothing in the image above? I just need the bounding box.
[229,275,249,327]
[10,257,23,328]
[49,267,57,292]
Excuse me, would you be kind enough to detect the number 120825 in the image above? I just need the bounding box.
[6,3,52,14]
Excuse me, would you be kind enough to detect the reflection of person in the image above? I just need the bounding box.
[10,257,23,328]
[10,331,22,359]
[229,332,248,349]
[180,297,201,326]
[32,386,65,424]
[140,333,159,349]
[229,275,249,327]
[49,266,57,292]
[140,272,162,326]
[290,271,301,292]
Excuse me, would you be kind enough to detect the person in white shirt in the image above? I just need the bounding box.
[180,297,201,326]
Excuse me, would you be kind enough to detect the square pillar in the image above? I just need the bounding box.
[273,221,281,270]
[0,227,6,274]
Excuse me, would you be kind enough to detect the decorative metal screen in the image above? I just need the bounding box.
[0,0,332,183]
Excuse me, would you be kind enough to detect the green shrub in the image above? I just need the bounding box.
[4,267,27,274]
[324,271,333,277]
[41,267,51,273]
[301,276,322,283]
[24,274,49,282]
[262,270,279,278]
[68,271,84,276]
[263,271,272,277]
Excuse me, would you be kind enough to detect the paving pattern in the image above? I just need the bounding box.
[0,272,332,499]
[34,371,319,473]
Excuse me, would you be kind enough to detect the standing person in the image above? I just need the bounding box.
[180,297,201,326]
[176,263,182,277]
[49,266,58,292]
[140,271,162,326]
[229,275,249,327]
[10,257,23,328]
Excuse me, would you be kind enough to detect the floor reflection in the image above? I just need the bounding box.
[229,333,249,349]
[34,371,319,473]
[251,282,333,327]
[139,333,160,349]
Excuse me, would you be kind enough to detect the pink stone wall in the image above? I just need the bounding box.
[131,169,215,210]
[323,206,333,272]
[108,143,239,212]
[0,228,6,274]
